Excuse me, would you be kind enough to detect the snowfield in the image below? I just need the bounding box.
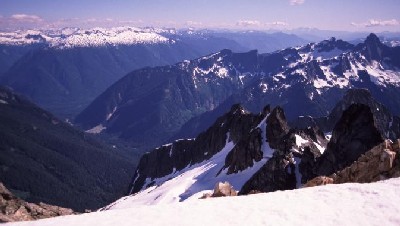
[6,177,400,226]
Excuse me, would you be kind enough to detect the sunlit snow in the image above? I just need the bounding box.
[7,178,400,226]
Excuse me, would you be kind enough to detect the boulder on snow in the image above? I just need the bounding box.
[199,182,238,199]
[303,176,334,188]
[212,182,238,197]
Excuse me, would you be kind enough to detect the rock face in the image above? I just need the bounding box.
[316,104,384,177]
[239,150,297,194]
[0,183,74,222]
[266,107,290,149]
[304,139,400,187]
[128,104,267,194]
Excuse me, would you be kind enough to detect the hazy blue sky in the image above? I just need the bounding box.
[0,0,399,31]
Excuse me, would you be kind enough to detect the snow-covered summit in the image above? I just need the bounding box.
[0,27,171,48]
[6,177,400,226]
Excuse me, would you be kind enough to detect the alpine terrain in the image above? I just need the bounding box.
[76,33,400,153]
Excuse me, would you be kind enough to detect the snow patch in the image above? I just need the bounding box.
[295,134,309,147]
[86,124,106,134]
[106,107,117,121]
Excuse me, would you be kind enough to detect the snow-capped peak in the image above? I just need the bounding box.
[0,26,171,48]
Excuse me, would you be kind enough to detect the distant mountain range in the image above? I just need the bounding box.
[76,33,400,153]
[0,27,309,118]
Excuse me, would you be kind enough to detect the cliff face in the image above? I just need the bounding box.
[316,104,384,177]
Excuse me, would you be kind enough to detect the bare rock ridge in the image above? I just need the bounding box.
[128,102,327,196]
[129,104,269,194]
[127,91,399,200]
[0,183,74,222]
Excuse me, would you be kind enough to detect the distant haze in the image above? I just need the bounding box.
[0,0,399,32]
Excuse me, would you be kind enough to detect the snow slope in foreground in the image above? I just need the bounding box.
[6,177,400,226]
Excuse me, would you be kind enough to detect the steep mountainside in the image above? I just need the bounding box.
[0,44,44,76]
[75,49,260,149]
[1,43,210,118]
[0,86,136,211]
[0,27,246,118]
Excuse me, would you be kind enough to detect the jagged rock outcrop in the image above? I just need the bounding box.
[223,105,270,174]
[304,139,400,187]
[128,102,328,198]
[125,88,398,205]
[316,104,384,177]
[266,107,290,149]
[238,110,327,194]
[129,104,267,194]
[0,183,74,222]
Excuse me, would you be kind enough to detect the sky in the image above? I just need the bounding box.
[0,0,399,32]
